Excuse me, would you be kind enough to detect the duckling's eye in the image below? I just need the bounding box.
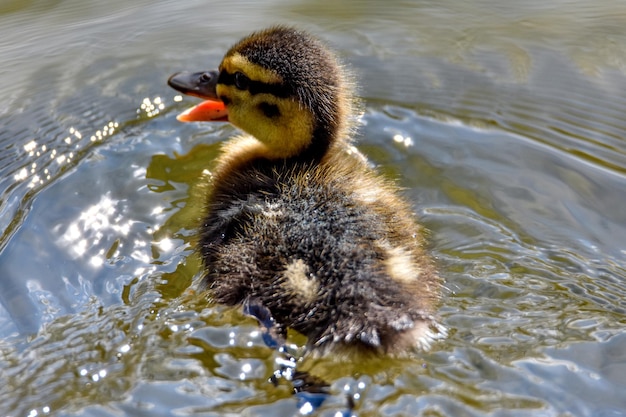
[234,72,250,90]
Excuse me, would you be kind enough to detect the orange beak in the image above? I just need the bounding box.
[175,99,228,122]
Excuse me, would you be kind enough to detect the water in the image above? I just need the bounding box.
[1,1,626,416]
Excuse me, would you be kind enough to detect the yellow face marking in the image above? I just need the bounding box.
[216,54,315,160]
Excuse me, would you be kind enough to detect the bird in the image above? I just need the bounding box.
[168,26,443,357]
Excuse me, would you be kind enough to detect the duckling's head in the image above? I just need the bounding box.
[168,26,356,160]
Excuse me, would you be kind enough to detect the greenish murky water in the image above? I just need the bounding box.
[1,1,626,416]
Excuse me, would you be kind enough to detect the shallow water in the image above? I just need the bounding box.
[1,1,626,416]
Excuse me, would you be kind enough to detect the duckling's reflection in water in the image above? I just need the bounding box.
[169,26,445,413]
[244,298,344,416]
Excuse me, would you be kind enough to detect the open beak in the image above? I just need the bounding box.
[167,70,228,122]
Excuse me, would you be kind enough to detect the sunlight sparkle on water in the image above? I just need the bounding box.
[393,133,414,147]
[131,249,151,264]
[118,344,131,353]
[139,96,166,118]
[239,362,252,380]
[16,124,118,189]
[27,406,51,417]
[14,168,28,181]
[89,256,104,267]
[133,166,147,179]
[155,238,174,252]
[24,140,37,153]
[91,369,107,382]
[90,122,118,142]
[299,402,314,415]
[58,194,134,263]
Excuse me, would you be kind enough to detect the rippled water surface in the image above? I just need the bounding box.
[2,1,626,416]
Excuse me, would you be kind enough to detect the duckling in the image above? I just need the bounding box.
[168,26,442,356]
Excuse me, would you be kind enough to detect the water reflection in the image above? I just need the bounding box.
[1,1,626,416]
[58,194,127,263]
[0,96,191,336]
[1,97,625,415]
[3,95,165,234]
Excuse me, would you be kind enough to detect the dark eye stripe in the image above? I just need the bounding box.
[218,71,292,98]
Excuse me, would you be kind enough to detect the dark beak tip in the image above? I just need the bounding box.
[167,71,189,92]
[167,70,219,100]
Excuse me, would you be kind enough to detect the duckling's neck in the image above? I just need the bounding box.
[265,124,336,163]
[288,126,336,164]
[306,122,336,162]
[214,129,338,180]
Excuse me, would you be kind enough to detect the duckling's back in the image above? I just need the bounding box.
[199,153,440,355]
